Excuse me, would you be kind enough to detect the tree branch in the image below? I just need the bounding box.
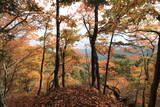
[2,13,30,33]
[82,15,91,37]
[1,15,19,31]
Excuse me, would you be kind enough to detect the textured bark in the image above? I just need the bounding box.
[103,31,114,94]
[54,0,60,88]
[148,33,160,107]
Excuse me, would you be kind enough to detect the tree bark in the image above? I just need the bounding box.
[0,75,5,107]
[134,89,139,107]
[148,33,160,107]
[0,94,5,107]
[90,41,96,87]
[62,44,67,88]
[103,31,114,94]
[37,23,48,95]
[93,1,100,91]
[95,50,100,90]
[53,0,60,88]
[142,86,146,107]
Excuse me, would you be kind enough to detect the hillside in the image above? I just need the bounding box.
[79,47,154,60]
[7,86,124,107]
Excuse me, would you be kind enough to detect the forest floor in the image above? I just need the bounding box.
[7,85,125,107]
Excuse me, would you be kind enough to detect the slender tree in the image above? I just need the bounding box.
[37,21,49,95]
[103,31,114,94]
[60,29,80,87]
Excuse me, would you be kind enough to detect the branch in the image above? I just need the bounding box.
[1,15,19,31]
[3,13,30,33]
[82,15,91,37]
[136,29,160,35]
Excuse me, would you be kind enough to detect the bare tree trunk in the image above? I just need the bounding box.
[62,45,67,88]
[90,41,96,87]
[93,1,100,91]
[37,23,48,95]
[142,86,146,107]
[103,31,114,94]
[95,50,100,90]
[54,0,60,88]
[148,33,160,107]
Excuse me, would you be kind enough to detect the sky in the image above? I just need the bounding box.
[31,0,160,49]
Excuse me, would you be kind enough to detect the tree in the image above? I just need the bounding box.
[148,30,160,107]
[60,29,80,87]
[0,0,41,106]
[53,0,61,88]
[123,12,160,106]
[147,16,160,107]
[37,19,50,95]
[81,0,108,90]
[103,31,114,94]
[53,0,80,88]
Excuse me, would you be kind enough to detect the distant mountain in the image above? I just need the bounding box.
[78,47,154,60]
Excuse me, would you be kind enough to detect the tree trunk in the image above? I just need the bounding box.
[142,86,146,107]
[3,64,7,97]
[85,46,91,85]
[37,24,48,95]
[141,48,150,80]
[90,39,100,90]
[134,67,143,106]
[148,33,160,107]
[93,1,100,91]
[95,50,100,90]
[0,94,5,107]
[0,79,5,107]
[62,45,67,88]
[103,31,114,94]
[90,41,96,87]
[53,0,60,88]
[134,89,139,107]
